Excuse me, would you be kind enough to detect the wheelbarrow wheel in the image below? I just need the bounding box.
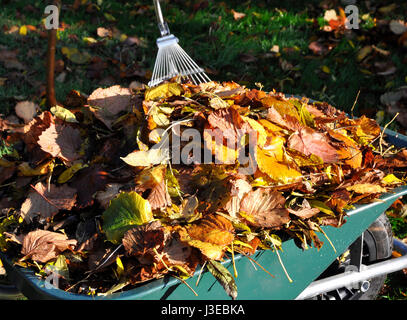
[311,213,393,300]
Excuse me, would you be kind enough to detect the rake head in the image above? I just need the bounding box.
[148,34,211,87]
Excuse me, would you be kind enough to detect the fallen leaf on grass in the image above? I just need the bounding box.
[15,101,37,123]
[231,9,246,21]
[61,47,91,64]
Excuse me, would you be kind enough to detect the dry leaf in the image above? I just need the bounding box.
[231,9,246,20]
[239,188,290,229]
[122,220,169,260]
[346,183,387,194]
[37,122,82,163]
[14,101,37,123]
[20,182,77,222]
[21,230,77,263]
[87,85,135,129]
[288,127,339,163]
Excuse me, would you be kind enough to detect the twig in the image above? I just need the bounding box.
[316,225,336,254]
[195,261,207,287]
[172,275,198,297]
[379,112,399,156]
[265,234,293,283]
[230,242,238,278]
[240,252,275,278]
[350,90,360,119]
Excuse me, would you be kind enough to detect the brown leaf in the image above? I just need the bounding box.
[122,220,169,263]
[21,230,77,263]
[207,106,245,146]
[37,122,82,162]
[288,127,339,163]
[69,165,111,208]
[96,27,112,38]
[186,214,235,247]
[23,111,54,147]
[231,9,246,20]
[239,188,290,229]
[288,207,320,219]
[308,41,329,56]
[162,237,193,266]
[87,85,135,129]
[224,178,252,218]
[20,182,77,222]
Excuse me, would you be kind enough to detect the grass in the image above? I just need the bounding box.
[1,0,407,300]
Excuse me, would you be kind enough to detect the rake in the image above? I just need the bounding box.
[148,0,211,87]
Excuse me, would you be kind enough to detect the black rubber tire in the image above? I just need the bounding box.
[310,213,393,300]
[357,213,393,300]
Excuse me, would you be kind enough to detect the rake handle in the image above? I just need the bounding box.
[153,0,170,37]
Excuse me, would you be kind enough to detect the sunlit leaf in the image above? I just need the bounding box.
[102,191,154,244]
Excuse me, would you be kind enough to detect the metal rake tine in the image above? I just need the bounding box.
[148,0,211,87]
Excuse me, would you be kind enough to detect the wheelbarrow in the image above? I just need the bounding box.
[1,123,407,301]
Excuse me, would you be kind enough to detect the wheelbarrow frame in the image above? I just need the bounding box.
[1,125,407,300]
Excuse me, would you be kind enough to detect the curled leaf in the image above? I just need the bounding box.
[21,230,77,263]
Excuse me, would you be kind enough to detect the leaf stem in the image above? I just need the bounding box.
[231,242,238,278]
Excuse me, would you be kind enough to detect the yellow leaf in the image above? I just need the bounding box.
[255,147,302,184]
[356,46,372,62]
[241,116,267,147]
[119,34,128,42]
[116,256,124,278]
[104,12,116,22]
[145,82,183,101]
[19,25,27,36]
[203,129,238,164]
[382,174,403,185]
[17,161,53,176]
[121,147,169,167]
[184,239,226,260]
[321,65,331,74]
[261,136,285,162]
[57,162,87,184]
[61,47,91,64]
[346,184,387,194]
[83,37,98,44]
[50,105,78,123]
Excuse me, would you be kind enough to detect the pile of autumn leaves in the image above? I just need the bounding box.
[0,80,406,298]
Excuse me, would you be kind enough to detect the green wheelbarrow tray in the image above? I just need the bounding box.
[1,130,407,300]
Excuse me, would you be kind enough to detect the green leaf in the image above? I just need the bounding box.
[206,260,238,300]
[50,105,78,123]
[102,192,154,243]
